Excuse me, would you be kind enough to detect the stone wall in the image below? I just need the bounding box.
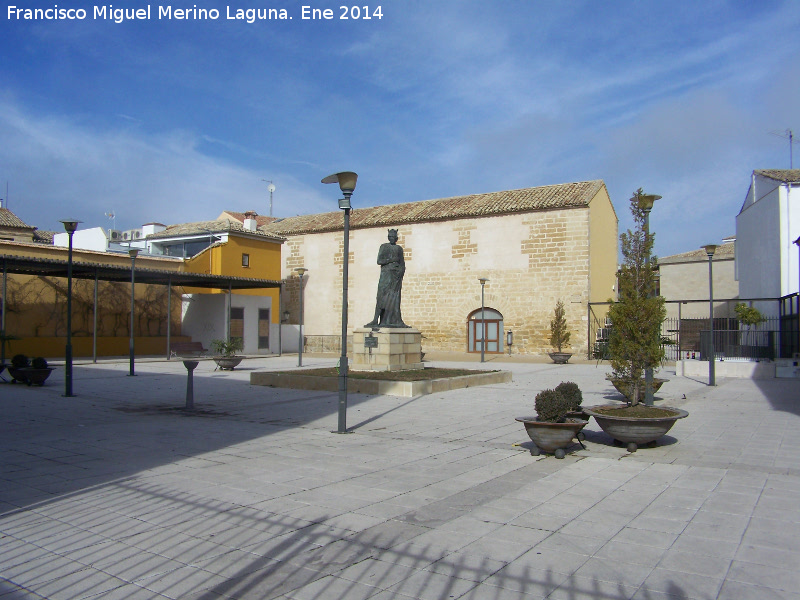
[282,202,616,356]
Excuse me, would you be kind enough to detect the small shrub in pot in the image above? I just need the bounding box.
[555,381,582,411]
[534,389,573,423]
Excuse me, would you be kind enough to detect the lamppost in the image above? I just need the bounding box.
[703,244,719,386]
[322,171,357,434]
[60,219,82,397]
[794,237,799,355]
[478,278,489,363]
[294,267,307,367]
[638,191,661,406]
[128,248,139,377]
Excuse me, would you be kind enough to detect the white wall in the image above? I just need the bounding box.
[181,293,276,354]
[53,227,109,252]
[736,174,800,316]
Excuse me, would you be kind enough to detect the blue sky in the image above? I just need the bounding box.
[1,0,798,257]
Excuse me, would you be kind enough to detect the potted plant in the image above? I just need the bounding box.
[21,357,55,386]
[548,299,572,364]
[556,381,588,422]
[8,354,30,384]
[0,330,19,378]
[211,338,244,370]
[584,190,688,451]
[734,302,767,359]
[516,385,588,459]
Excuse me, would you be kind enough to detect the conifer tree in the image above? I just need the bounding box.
[607,189,666,405]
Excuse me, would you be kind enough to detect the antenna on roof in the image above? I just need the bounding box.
[105,211,116,231]
[262,179,276,217]
[769,129,798,169]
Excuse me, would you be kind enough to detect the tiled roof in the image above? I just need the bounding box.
[0,208,35,230]
[33,230,55,244]
[219,211,278,227]
[147,219,283,241]
[756,169,800,183]
[262,180,607,236]
[660,241,735,265]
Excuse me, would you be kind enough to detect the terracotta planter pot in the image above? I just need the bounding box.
[213,356,243,371]
[583,404,688,452]
[515,417,587,458]
[19,367,54,386]
[548,352,573,364]
[608,377,667,403]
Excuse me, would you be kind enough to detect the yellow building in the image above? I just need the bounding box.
[1,213,284,360]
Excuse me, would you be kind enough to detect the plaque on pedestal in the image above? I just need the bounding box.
[351,328,423,372]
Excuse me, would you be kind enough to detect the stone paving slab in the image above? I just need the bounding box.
[0,355,798,599]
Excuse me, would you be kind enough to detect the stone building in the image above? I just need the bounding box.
[658,236,739,319]
[262,180,618,357]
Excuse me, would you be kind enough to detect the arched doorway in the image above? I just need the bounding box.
[467,307,504,354]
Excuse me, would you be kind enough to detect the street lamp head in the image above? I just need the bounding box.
[59,219,82,234]
[322,171,358,193]
[128,248,140,259]
[478,277,489,285]
[702,244,719,258]
[294,267,307,277]
[636,193,661,212]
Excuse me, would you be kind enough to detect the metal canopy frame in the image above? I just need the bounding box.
[0,254,283,362]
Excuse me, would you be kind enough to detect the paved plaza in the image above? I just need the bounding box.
[1,354,799,599]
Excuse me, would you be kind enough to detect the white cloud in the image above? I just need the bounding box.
[0,101,331,232]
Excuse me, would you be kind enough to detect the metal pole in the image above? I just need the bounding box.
[708,253,715,386]
[480,280,486,363]
[93,271,98,363]
[643,208,654,406]
[65,232,75,395]
[1,260,6,366]
[278,285,283,357]
[297,271,305,367]
[128,251,136,376]
[338,200,351,433]
[166,277,172,360]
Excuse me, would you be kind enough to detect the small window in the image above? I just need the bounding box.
[242,253,250,267]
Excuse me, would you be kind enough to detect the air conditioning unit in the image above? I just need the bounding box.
[108,230,121,240]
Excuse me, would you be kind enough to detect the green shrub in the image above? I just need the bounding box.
[11,354,29,369]
[211,338,243,357]
[555,381,582,411]
[31,357,49,369]
[534,389,573,423]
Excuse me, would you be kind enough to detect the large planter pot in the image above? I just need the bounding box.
[515,417,588,459]
[8,367,29,384]
[548,352,573,364]
[213,356,243,371]
[583,404,688,452]
[19,367,54,386]
[607,377,667,403]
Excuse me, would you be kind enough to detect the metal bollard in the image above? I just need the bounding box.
[183,360,199,409]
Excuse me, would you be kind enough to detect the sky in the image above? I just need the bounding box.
[1,0,798,258]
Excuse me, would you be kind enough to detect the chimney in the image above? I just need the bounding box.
[243,211,258,232]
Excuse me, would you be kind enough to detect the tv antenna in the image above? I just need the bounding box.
[769,129,798,169]
[262,179,276,217]
[105,211,116,231]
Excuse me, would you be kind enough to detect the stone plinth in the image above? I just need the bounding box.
[352,327,423,372]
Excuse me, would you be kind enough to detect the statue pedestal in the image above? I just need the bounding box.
[352,328,423,372]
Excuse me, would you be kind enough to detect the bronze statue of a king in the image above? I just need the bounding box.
[365,229,409,328]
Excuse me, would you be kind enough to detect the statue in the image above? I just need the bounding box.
[365,229,409,328]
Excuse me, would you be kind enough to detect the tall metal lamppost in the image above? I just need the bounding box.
[703,244,719,386]
[128,248,139,377]
[294,267,307,367]
[60,219,82,397]
[638,191,661,406]
[322,171,357,434]
[478,278,489,363]
[794,236,800,355]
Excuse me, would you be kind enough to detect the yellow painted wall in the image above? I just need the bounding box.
[183,235,282,322]
[588,185,619,303]
[4,336,191,360]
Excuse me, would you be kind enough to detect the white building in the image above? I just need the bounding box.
[736,169,800,316]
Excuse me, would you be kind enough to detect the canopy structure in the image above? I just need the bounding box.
[0,254,284,361]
